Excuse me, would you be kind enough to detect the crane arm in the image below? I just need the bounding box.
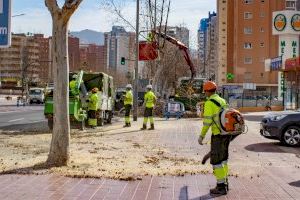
[152,31,196,79]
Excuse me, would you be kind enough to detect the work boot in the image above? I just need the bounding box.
[128,123,131,127]
[210,184,227,196]
[123,123,129,128]
[148,124,155,130]
[140,124,147,130]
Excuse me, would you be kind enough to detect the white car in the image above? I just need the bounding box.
[28,88,45,104]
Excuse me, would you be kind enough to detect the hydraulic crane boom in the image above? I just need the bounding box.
[153,31,196,79]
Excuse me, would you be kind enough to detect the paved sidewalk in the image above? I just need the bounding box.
[0,173,299,200]
[0,116,299,199]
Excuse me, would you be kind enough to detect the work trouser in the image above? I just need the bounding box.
[124,104,132,124]
[143,107,154,125]
[88,110,97,127]
[210,134,231,185]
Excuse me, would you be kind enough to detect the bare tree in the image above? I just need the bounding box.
[100,0,172,85]
[45,0,83,167]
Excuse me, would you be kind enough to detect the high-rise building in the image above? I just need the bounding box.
[198,12,217,79]
[198,18,209,69]
[104,26,135,74]
[217,0,286,92]
[0,34,40,87]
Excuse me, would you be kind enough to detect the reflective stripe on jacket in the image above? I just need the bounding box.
[88,93,99,111]
[144,91,157,108]
[200,94,227,138]
[124,90,133,105]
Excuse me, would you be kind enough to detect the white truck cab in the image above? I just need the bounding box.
[28,88,45,104]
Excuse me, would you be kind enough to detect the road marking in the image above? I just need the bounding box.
[8,118,24,123]
[32,120,47,123]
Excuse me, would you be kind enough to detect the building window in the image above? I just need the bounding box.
[260,73,264,77]
[260,42,265,47]
[244,42,252,49]
[260,27,264,32]
[261,0,265,3]
[244,27,253,34]
[286,1,296,10]
[260,12,265,17]
[244,0,253,4]
[244,12,253,19]
[244,57,253,64]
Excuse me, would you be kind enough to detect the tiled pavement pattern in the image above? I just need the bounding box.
[0,113,299,200]
[0,173,299,200]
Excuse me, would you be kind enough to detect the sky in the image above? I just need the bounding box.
[12,0,216,48]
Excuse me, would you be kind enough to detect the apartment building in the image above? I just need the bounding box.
[217,0,286,92]
[80,44,105,72]
[104,26,136,74]
[0,34,40,87]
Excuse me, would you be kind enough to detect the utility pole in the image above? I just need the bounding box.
[133,0,140,121]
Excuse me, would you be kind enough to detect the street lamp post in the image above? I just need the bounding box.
[133,0,140,121]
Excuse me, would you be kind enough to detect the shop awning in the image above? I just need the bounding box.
[285,57,300,71]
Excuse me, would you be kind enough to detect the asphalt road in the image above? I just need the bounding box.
[0,105,46,130]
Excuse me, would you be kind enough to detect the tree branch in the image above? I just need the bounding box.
[45,0,61,15]
[62,0,83,22]
[110,0,136,31]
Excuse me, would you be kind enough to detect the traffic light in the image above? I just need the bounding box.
[121,57,126,65]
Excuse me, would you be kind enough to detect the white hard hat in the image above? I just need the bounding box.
[146,85,152,90]
[72,74,78,79]
[126,84,132,89]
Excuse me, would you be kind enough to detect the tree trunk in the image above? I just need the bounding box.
[46,17,70,167]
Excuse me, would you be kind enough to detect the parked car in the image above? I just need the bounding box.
[28,88,45,104]
[260,111,300,146]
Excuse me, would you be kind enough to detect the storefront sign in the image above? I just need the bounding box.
[270,56,282,71]
[273,10,300,35]
[279,36,299,68]
[0,0,11,48]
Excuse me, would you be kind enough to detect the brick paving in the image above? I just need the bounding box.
[0,113,299,200]
[0,173,299,200]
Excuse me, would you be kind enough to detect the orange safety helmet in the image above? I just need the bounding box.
[91,87,99,93]
[203,81,217,92]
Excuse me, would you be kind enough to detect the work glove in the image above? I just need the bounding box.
[198,136,204,145]
[86,99,90,103]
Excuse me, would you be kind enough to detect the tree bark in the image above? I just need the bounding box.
[47,17,70,166]
[45,0,82,167]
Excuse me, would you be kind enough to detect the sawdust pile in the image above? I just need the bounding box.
[0,122,211,180]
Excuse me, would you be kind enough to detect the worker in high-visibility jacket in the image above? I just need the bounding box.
[124,84,133,127]
[69,74,79,96]
[198,81,230,196]
[88,87,99,128]
[141,85,157,130]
